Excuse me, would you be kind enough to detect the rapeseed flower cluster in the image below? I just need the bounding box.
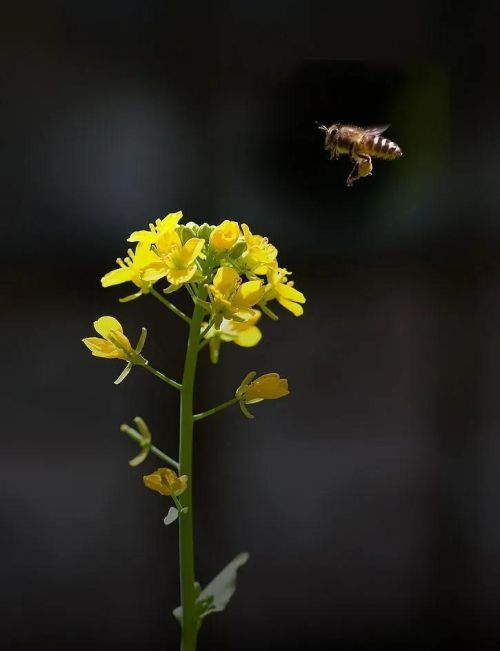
[97,211,305,362]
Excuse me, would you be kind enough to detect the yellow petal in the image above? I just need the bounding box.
[143,468,188,496]
[107,330,133,355]
[143,473,165,494]
[127,229,156,244]
[157,230,181,254]
[277,297,304,316]
[275,283,306,304]
[209,220,240,251]
[94,316,123,339]
[234,280,265,309]
[212,266,240,294]
[174,475,189,496]
[230,309,261,331]
[252,263,271,275]
[142,262,169,281]
[82,337,122,358]
[241,223,254,244]
[127,211,183,244]
[166,265,197,285]
[133,242,159,266]
[244,373,289,401]
[101,267,133,287]
[234,326,262,348]
[157,211,183,235]
[180,238,205,265]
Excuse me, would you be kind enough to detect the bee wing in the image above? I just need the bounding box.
[362,124,391,136]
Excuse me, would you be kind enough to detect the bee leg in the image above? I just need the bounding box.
[347,151,372,186]
[357,153,373,178]
[346,162,361,187]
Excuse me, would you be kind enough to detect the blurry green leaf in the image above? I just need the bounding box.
[260,303,279,320]
[133,417,152,443]
[128,445,149,467]
[163,284,182,294]
[114,362,132,385]
[228,241,246,259]
[119,290,142,303]
[173,552,249,627]
[178,225,197,244]
[197,223,215,242]
[135,327,148,354]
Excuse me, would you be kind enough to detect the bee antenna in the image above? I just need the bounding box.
[315,121,327,131]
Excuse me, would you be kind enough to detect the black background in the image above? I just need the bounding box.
[2,2,500,650]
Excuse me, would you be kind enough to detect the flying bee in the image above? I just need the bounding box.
[316,123,403,187]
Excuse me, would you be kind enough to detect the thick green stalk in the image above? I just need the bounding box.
[178,297,205,651]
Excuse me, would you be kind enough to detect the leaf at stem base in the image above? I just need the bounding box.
[173,552,249,628]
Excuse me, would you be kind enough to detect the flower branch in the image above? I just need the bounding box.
[151,287,191,324]
[140,362,182,390]
[193,397,239,422]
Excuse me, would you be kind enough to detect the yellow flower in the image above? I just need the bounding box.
[82,316,133,360]
[264,262,306,317]
[127,211,183,245]
[203,311,262,364]
[209,266,265,319]
[143,468,188,497]
[142,231,205,286]
[101,242,158,298]
[235,371,290,418]
[209,220,241,252]
[241,224,278,274]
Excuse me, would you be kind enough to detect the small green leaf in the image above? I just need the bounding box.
[114,362,132,385]
[228,241,246,259]
[119,290,143,303]
[197,223,215,242]
[135,327,148,354]
[260,303,279,320]
[128,445,149,467]
[133,417,152,444]
[164,507,179,526]
[173,552,249,627]
[177,225,197,244]
[239,402,254,419]
[163,284,182,294]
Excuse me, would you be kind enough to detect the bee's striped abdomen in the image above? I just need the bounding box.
[366,135,402,160]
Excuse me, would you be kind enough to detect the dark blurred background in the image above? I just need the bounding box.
[2,2,500,650]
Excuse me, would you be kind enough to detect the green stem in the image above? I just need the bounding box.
[193,397,238,422]
[151,287,191,324]
[178,289,205,651]
[141,362,182,390]
[120,425,179,470]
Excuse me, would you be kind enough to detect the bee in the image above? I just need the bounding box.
[317,122,403,187]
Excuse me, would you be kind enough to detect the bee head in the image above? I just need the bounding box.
[316,122,339,149]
